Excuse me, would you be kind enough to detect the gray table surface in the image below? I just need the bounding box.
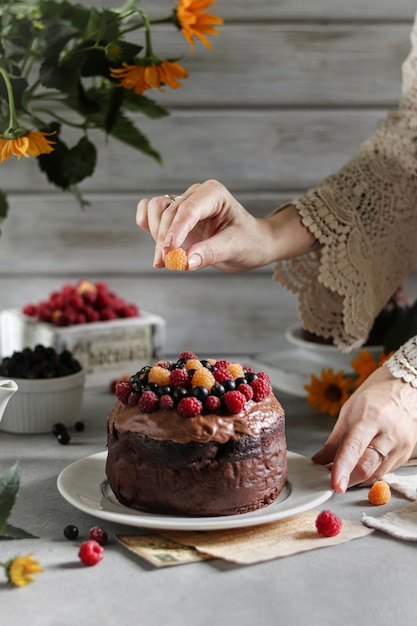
[1,374,417,626]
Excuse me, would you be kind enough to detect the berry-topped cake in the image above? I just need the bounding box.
[105,352,287,517]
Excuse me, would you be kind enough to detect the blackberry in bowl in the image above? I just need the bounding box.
[0,345,85,434]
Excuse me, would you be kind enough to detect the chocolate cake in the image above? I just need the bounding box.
[105,352,287,516]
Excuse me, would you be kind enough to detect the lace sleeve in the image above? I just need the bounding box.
[273,14,417,354]
[385,337,417,387]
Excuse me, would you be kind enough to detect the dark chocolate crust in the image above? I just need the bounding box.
[105,414,287,516]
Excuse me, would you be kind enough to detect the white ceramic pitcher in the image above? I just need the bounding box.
[0,379,18,423]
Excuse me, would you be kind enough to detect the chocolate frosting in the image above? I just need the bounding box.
[107,393,284,444]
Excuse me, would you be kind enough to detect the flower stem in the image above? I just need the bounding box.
[0,67,26,137]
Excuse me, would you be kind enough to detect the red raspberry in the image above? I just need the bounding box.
[215,359,229,369]
[22,303,37,317]
[138,390,159,413]
[250,377,272,402]
[115,380,132,404]
[179,351,197,360]
[205,395,221,412]
[169,368,190,388]
[159,394,175,410]
[213,368,234,383]
[222,390,246,414]
[177,397,203,418]
[78,540,104,566]
[315,510,342,537]
[237,383,253,401]
[89,527,108,546]
[127,392,140,407]
[257,371,271,383]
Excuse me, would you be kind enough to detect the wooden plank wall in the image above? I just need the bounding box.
[0,0,416,357]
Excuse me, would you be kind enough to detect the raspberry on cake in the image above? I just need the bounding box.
[106,353,287,517]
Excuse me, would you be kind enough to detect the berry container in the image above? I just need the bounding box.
[0,309,166,388]
[0,369,85,434]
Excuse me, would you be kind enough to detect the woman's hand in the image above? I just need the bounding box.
[136,179,316,271]
[312,365,417,493]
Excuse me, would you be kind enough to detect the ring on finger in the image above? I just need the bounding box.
[164,194,186,204]
[367,445,389,462]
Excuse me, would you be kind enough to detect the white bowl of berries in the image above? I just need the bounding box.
[0,346,85,434]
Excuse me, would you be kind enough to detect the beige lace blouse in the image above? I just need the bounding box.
[273,15,417,386]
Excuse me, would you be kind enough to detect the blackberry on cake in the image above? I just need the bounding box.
[106,354,287,517]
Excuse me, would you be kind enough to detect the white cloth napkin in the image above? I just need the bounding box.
[362,472,417,540]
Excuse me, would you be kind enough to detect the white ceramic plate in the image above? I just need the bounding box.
[285,325,382,359]
[250,350,351,398]
[57,450,333,531]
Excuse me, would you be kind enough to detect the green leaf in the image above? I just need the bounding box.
[0,463,20,536]
[103,111,162,163]
[0,189,9,222]
[1,524,38,540]
[38,135,97,190]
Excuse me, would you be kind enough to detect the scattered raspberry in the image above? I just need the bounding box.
[185,358,204,371]
[315,510,343,537]
[115,380,132,404]
[213,367,234,383]
[227,363,245,379]
[250,377,272,402]
[138,390,159,413]
[368,480,391,505]
[164,248,188,271]
[159,394,175,410]
[191,368,216,389]
[177,396,203,418]
[89,527,108,546]
[78,540,104,566]
[169,368,190,388]
[237,383,253,401]
[179,351,197,360]
[148,365,171,386]
[205,395,221,412]
[222,390,246,414]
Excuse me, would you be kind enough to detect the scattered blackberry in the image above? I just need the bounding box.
[74,421,85,432]
[64,524,79,540]
[52,422,67,436]
[57,430,71,445]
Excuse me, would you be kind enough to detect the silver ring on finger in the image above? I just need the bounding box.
[367,445,389,462]
[164,194,186,204]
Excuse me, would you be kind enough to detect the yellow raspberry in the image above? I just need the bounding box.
[206,358,217,366]
[148,365,170,386]
[164,248,188,271]
[227,363,245,379]
[368,480,391,505]
[185,358,204,371]
[191,368,216,389]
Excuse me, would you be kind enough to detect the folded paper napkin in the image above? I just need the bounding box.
[362,472,417,541]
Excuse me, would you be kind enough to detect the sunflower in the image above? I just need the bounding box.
[350,350,394,389]
[176,0,224,50]
[0,130,55,163]
[110,60,189,94]
[6,554,43,587]
[304,368,354,416]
